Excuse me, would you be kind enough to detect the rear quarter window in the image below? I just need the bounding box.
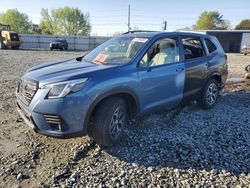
[205,39,217,53]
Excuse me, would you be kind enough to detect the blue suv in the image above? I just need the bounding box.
[16,31,228,146]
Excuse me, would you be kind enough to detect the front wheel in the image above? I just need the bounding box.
[198,79,219,109]
[0,41,3,49]
[91,97,127,146]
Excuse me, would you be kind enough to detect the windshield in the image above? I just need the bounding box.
[83,36,148,65]
[10,33,19,41]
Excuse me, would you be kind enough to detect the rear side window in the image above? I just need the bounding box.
[182,37,204,60]
[205,39,217,53]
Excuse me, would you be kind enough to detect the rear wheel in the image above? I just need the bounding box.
[0,41,6,49]
[91,97,127,146]
[244,51,247,56]
[198,79,219,109]
[13,46,19,50]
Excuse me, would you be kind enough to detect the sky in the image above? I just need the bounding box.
[0,0,249,36]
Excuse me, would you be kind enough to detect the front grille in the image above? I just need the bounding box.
[17,78,38,105]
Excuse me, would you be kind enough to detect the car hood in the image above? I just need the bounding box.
[24,58,118,87]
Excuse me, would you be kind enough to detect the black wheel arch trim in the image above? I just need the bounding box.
[203,71,222,90]
[83,88,140,133]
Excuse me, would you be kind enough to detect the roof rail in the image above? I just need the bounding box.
[122,30,159,34]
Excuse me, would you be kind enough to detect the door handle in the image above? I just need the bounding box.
[176,67,184,72]
[205,60,212,67]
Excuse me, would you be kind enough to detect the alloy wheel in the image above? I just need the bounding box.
[109,106,125,139]
[206,83,218,105]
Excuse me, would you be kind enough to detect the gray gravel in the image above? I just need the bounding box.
[0,50,249,187]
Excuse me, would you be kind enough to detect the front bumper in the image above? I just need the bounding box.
[16,88,92,138]
[50,44,62,49]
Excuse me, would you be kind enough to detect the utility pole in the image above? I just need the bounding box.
[162,21,167,31]
[128,5,131,32]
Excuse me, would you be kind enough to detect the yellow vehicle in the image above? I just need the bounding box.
[0,23,22,49]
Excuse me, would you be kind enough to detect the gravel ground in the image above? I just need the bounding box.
[0,50,249,188]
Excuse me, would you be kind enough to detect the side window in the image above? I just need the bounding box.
[205,39,217,53]
[139,38,180,67]
[182,37,204,60]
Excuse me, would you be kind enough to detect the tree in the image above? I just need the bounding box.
[178,26,192,31]
[40,9,58,34]
[193,11,230,30]
[0,9,32,33]
[235,19,250,30]
[219,20,231,30]
[40,7,91,36]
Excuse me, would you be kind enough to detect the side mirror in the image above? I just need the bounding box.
[76,56,84,61]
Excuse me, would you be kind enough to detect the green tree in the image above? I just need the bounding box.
[235,19,250,30]
[40,7,91,36]
[193,11,230,30]
[40,8,58,34]
[0,9,32,33]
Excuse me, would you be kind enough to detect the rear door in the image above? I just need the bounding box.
[137,37,185,112]
[180,36,207,98]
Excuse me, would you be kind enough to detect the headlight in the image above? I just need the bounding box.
[40,78,88,99]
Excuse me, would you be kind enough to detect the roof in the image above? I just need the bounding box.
[122,30,207,38]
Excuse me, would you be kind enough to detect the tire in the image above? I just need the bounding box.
[0,41,3,49]
[14,46,19,50]
[244,52,247,56]
[245,64,250,72]
[50,47,53,51]
[91,97,127,146]
[198,79,219,109]
[0,41,6,49]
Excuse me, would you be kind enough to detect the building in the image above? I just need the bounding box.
[204,30,250,53]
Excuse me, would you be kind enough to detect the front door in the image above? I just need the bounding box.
[137,37,185,112]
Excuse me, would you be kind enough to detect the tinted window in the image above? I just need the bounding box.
[182,37,204,60]
[139,38,180,67]
[205,39,217,53]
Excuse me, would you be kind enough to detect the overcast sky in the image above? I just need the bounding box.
[0,0,249,36]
